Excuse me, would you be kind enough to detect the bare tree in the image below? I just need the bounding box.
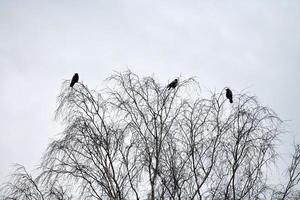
[0,70,299,200]
[271,144,300,200]
[0,164,71,200]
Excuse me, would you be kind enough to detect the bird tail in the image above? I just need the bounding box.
[230,99,233,103]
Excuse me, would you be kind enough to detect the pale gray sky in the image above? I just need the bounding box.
[0,0,299,185]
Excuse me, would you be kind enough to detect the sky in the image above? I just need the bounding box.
[0,0,299,185]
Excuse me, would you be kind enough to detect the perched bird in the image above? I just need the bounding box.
[167,79,178,90]
[70,73,79,87]
[226,88,233,103]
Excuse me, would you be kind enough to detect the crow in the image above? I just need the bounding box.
[70,73,79,87]
[226,88,233,103]
[167,79,178,90]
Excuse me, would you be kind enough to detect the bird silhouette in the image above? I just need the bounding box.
[226,88,233,103]
[70,73,79,87]
[167,79,178,90]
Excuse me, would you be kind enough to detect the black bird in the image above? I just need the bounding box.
[167,79,178,90]
[226,88,233,103]
[70,73,79,87]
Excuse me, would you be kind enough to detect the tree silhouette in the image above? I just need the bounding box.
[1,70,299,200]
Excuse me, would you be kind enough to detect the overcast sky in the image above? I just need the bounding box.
[0,0,299,185]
